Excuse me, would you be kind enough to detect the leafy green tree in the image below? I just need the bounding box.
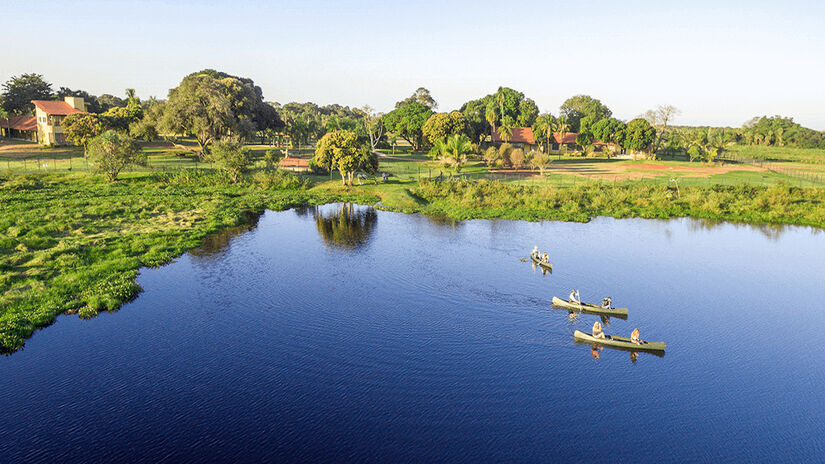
[63,113,105,156]
[1,73,54,114]
[459,87,539,137]
[422,111,468,145]
[130,99,165,141]
[623,118,657,155]
[431,134,474,172]
[87,130,142,182]
[359,105,385,152]
[559,95,612,132]
[161,69,282,155]
[382,102,433,151]
[591,117,626,158]
[313,130,378,185]
[207,137,252,182]
[395,87,437,109]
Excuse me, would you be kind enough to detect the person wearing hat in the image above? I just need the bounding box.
[569,289,581,304]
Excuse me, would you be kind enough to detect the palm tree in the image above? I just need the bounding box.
[553,116,570,158]
[485,105,497,139]
[433,134,474,172]
[497,123,513,143]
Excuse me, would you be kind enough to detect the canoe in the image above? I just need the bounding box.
[573,330,666,353]
[530,253,553,270]
[552,296,628,319]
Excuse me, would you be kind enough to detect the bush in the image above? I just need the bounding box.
[207,137,252,183]
[263,148,283,170]
[87,130,141,182]
[510,148,525,168]
[251,170,308,190]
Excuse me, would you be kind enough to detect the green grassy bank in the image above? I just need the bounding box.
[2,171,824,353]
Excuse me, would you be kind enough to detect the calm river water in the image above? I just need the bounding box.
[2,204,825,462]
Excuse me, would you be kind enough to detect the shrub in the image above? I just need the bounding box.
[510,148,525,168]
[264,148,283,170]
[207,137,252,183]
[87,130,142,182]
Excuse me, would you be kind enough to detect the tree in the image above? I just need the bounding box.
[528,150,553,176]
[130,99,165,141]
[497,123,513,142]
[644,105,680,154]
[382,102,433,151]
[553,116,570,157]
[422,111,468,145]
[623,118,657,155]
[532,113,555,152]
[86,130,142,182]
[207,137,252,182]
[485,103,497,138]
[161,69,282,155]
[359,105,385,152]
[313,130,378,185]
[592,117,626,158]
[431,134,474,172]
[559,95,612,132]
[62,113,105,156]
[498,142,514,167]
[395,87,437,110]
[460,87,539,136]
[1,74,54,114]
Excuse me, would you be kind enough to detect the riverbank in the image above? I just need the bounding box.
[2,171,824,353]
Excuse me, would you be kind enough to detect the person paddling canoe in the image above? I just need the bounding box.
[630,328,642,345]
[569,289,581,304]
[600,297,612,309]
[532,245,539,257]
[542,252,549,263]
[592,321,606,340]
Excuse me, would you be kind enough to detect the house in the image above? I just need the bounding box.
[551,132,579,151]
[32,97,86,145]
[490,127,537,150]
[278,157,311,172]
[0,115,37,141]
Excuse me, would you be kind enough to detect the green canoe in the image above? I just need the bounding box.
[530,253,553,271]
[573,330,666,353]
[552,296,628,319]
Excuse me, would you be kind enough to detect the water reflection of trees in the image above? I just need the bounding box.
[314,203,377,250]
[189,211,262,259]
[685,217,801,241]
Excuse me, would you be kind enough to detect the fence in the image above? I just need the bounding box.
[719,152,825,186]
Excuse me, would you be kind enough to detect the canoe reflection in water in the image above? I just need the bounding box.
[531,262,551,276]
[312,203,377,250]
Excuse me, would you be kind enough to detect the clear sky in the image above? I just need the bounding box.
[2,0,823,128]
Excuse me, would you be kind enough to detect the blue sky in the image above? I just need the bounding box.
[2,0,824,128]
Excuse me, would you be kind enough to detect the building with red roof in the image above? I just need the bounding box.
[32,96,86,145]
[0,115,37,141]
